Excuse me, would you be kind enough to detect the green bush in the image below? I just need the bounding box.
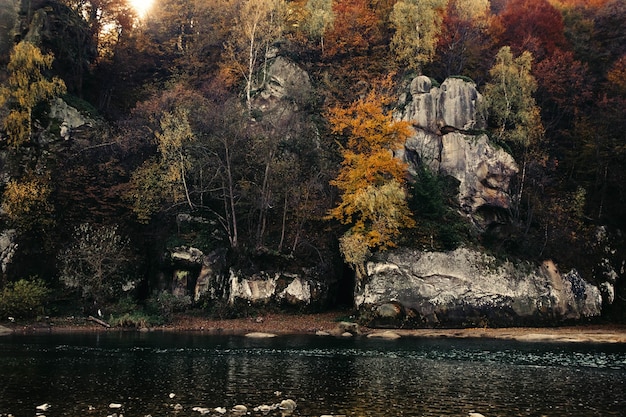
[0,278,50,319]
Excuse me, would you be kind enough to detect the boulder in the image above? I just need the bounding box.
[48,98,96,132]
[355,247,602,328]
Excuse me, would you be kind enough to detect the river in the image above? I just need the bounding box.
[1,332,625,416]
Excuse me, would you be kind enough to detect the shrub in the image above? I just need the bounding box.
[58,223,134,305]
[146,290,191,321]
[0,278,49,319]
[110,311,164,328]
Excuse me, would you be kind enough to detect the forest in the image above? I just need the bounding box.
[0,0,624,324]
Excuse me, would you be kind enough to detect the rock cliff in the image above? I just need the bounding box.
[397,75,518,228]
[355,247,602,328]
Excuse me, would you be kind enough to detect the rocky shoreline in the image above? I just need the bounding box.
[2,312,626,344]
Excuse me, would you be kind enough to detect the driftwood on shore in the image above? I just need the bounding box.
[88,315,111,328]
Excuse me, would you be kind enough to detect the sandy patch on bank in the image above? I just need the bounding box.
[3,313,626,343]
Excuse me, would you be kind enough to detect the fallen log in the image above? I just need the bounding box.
[88,315,111,328]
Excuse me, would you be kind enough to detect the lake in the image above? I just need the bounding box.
[1,331,625,416]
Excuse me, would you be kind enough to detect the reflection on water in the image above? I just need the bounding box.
[1,332,625,416]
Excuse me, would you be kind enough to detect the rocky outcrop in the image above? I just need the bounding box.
[166,245,331,310]
[0,1,18,66]
[399,75,485,133]
[48,98,97,141]
[253,56,312,115]
[355,247,602,328]
[0,229,17,276]
[168,247,228,302]
[398,76,517,227]
[228,269,329,309]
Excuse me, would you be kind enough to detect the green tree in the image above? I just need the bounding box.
[482,46,544,148]
[302,0,335,53]
[126,107,196,222]
[390,0,448,72]
[0,41,66,147]
[327,82,414,274]
[482,46,545,227]
[0,278,49,319]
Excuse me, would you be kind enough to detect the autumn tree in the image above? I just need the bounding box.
[0,41,66,147]
[495,0,567,62]
[302,0,335,53]
[390,0,447,72]
[431,0,495,82]
[327,81,414,274]
[1,172,54,233]
[482,46,544,149]
[127,107,196,223]
[482,46,545,227]
[323,0,382,59]
[222,0,287,111]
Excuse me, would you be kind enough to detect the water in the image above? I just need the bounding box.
[1,332,625,417]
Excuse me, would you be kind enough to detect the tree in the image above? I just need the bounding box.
[432,0,494,82]
[302,0,335,53]
[482,46,544,148]
[482,46,545,226]
[390,0,447,72]
[495,0,567,62]
[1,172,54,233]
[58,222,134,306]
[126,107,196,222]
[327,81,414,274]
[0,41,66,147]
[222,0,286,111]
[323,0,382,58]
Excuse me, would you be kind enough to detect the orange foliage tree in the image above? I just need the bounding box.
[496,0,567,62]
[326,80,414,274]
[323,0,381,58]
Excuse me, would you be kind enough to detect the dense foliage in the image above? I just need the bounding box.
[0,0,624,320]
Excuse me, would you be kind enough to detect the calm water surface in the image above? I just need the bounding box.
[1,332,625,417]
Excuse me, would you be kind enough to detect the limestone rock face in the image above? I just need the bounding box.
[0,229,17,275]
[48,98,96,140]
[0,1,18,64]
[398,75,517,227]
[355,247,602,328]
[168,247,228,302]
[228,270,328,308]
[253,56,312,114]
[401,76,485,132]
[402,132,518,226]
[164,246,330,310]
[441,133,518,216]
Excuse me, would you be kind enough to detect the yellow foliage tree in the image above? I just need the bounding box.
[126,108,196,223]
[1,172,54,231]
[390,0,448,72]
[0,41,66,147]
[327,83,415,274]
